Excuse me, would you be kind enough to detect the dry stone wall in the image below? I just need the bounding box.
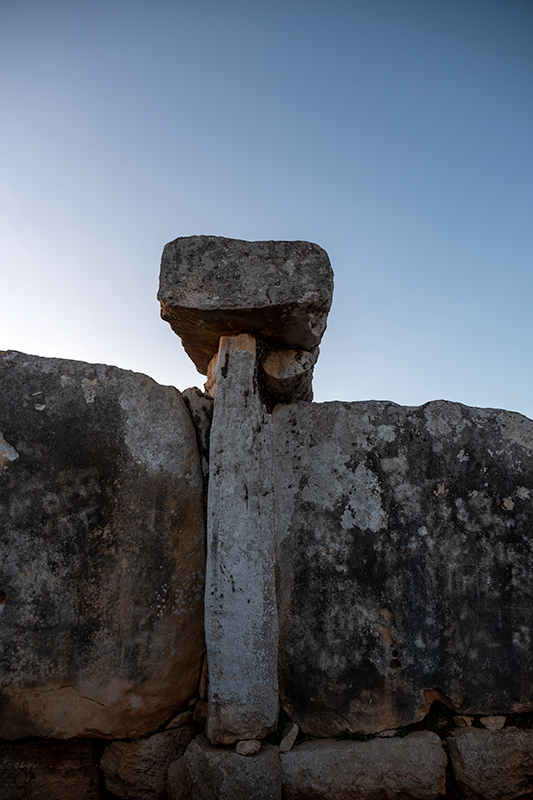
[1,235,533,798]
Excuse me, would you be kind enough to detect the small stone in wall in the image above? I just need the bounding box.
[279,722,299,753]
[236,739,261,756]
[376,729,398,737]
[453,716,473,728]
[166,710,193,730]
[480,715,506,731]
[100,726,193,800]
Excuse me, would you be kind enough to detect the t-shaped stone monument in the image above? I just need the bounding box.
[158,235,333,406]
[159,235,333,744]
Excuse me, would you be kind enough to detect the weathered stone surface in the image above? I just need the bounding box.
[158,236,333,374]
[101,726,193,800]
[279,732,447,800]
[480,715,506,730]
[273,399,533,734]
[279,722,299,753]
[0,351,205,739]
[447,727,533,799]
[166,710,193,730]
[167,737,281,800]
[235,739,261,756]
[261,348,318,405]
[0,739,99,800]
[453,716,473,728]
[181,387,213,478]
[205,335,278,744]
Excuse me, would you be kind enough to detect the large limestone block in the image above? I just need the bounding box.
[0,351,205,739]
[158,236,333,374]
[0,739,99,800]
[205,335,278,744]
[273,399,533,734]
[101,725,194,800]
[447,728,533,799]
[167,737,281,800]
[280,732,447,800]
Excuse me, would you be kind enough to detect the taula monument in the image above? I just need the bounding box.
[1,236,533,799]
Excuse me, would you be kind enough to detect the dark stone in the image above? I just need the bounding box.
[273,399,533,734]
[280,732,447,799]
[167,737,281,800]
[447,727,533,799]
[0,351,206,739]
[100,725,194,800]
[0,739,99,800]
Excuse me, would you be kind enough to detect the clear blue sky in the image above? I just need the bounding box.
[1,0,532,417]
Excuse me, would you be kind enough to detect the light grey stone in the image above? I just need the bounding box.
[167,737,281,800]
[279,732,447,799]
[205,335,278,744]
[447,727,533,799]
[158,235,333,375]
[101,726,193,800]
[272,399,533,735]
[0,351,205,739]
[279,722,299,752]
[0,740,99,800]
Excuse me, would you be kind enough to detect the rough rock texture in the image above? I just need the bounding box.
[0,739,99,800]
[0,351,205,739]
[158,236,333,374]
[280,732,446,800]
[235,739,261,756]
[273,399,533,734]
[261,348,317,405]
[100,725,194,800]
[167,737,281,800]
[279,722,299,753]
[447,727,533,799]
[205,335,278,744]
[181,387,213,478]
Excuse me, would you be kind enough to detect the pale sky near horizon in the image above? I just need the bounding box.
[1,1,532,417]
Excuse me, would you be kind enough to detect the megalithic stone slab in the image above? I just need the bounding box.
[280,732,447,800]
[205,334,278,744]
[157,236,333,374]
[272,399,533,735]
[0,351,206,740]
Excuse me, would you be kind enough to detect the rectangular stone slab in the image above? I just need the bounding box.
[0,351,206,740]
[272,399,533,735]
[158,236,333,374]
[205,334,279,744]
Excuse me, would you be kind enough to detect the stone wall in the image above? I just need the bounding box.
[1,236,533,798]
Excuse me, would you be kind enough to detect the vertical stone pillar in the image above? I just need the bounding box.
[205,334,279,744]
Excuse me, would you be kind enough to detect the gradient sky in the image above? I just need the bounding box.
[1,0,532,417]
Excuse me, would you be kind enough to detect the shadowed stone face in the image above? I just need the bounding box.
[157,236,333,375]
[273,399,533,735]
[0,351,205,740]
